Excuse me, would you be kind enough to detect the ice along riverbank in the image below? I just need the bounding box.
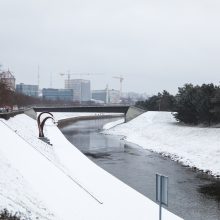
[103,111,220,177]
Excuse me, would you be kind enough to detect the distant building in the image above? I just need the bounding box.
[0,70,16,91]
[65,79,91,102]
[123,92,149,105]
[92,89,108,103]
[16,83,39,97]
[42,88,74,101]
[108,89,120,103]
[92,88,120,104]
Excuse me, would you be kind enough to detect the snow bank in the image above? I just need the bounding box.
[51,112,123,121]
[0,114,183,220]
[103,111,220,177]
[102,118,125,130]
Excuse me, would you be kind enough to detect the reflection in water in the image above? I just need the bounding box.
[61,118,220,220]
[84,152,112,159]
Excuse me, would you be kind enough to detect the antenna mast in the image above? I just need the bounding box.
[37,65,40,88]
[50,73,53,88]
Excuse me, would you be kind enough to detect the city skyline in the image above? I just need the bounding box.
[1,0,220,95]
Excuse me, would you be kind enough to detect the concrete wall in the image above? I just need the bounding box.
[0,108,37,120]
[24,108,37,120]
[125,106,146,122]
[0,110,24,120]
[58,115,122,128]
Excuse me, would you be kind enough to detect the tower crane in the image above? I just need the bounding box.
[59,72,90,81]
[113,75,124,98]
[59,72,103,104]
[59,72,102,80]
[59,72,103,87]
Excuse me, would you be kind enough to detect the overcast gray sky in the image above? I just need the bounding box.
[0,0,220,95]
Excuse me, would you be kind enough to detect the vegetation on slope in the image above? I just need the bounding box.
[0,209,21,220]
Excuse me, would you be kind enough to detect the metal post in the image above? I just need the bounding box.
[156,174,168,220]
[159,176,162,220]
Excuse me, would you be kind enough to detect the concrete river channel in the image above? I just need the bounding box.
[60,117,220,220]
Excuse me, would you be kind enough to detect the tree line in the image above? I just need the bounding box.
[136,83,220,125]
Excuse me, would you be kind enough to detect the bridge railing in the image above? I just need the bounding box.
[33,106,130,114]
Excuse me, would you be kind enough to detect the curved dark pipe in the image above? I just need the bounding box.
[39,116,55,138]
[37,112,53,128]
[37,112,54,137]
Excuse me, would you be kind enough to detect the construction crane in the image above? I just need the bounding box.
[59,72,91,80]
[59,72,102,87]
[113,75,124,98]
[59,72,102,81]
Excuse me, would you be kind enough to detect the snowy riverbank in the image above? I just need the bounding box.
[0,113,182,220]
[103,111,220,177]
[52,112,123,121]
[52,112,123,127]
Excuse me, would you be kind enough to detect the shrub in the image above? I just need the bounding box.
[173,83,218,125]
[136,90,176,111]
[0,209,21,220]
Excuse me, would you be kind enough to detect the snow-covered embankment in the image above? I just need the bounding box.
[103,111,220,177]
[54,112,123,127]
[0,113,183,220]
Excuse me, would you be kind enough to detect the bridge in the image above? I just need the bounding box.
[33,106,146,122]
[0,106,146,122]
[33,106,130,114]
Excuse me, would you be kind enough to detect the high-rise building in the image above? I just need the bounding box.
[16,83,39,97]
[92,89,108,103]
[42,88,74,101]
[0,70,16,91]
[65,79,91,102]
[108,89,120,104]
[92,88,120,104]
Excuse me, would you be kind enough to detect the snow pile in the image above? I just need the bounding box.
[103,111,220,177]
[0,153,55,220]
[102,118,125,130]
[0,114,183,220]
[52,112,123,121]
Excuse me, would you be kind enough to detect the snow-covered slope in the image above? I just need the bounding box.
[52,112,123,121]
[103,111,220,177]
[103,118,125,130]
[0,114,182,219]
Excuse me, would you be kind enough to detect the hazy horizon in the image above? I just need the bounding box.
[1,0,220,95]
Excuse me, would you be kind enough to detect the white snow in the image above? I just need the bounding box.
[103,111,220,177]
[0,113,183,220]
[103,118,125,130]
[51,112,123,121]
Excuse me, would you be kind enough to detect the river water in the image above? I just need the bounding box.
[60,118,220,220]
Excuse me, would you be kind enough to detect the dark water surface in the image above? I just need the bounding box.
[60,118,220,220]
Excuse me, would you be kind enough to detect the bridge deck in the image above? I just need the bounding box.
[33,106,130,114]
